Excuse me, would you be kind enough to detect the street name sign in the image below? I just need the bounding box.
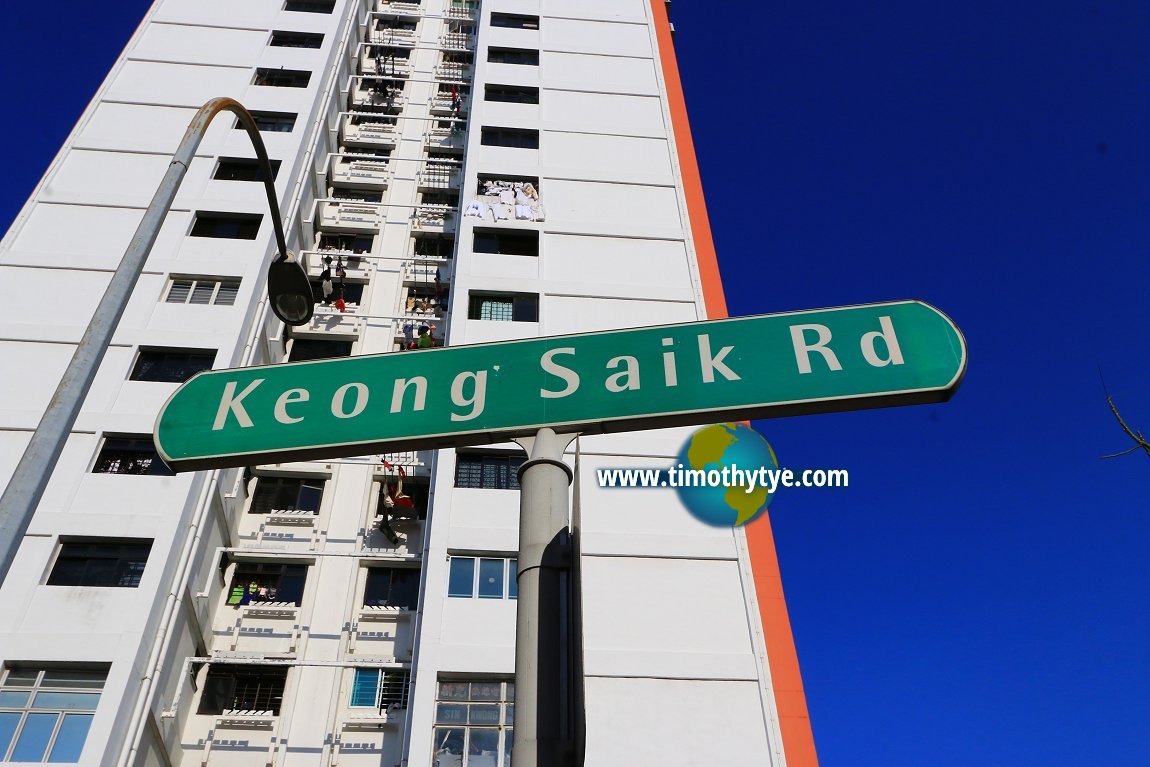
[155,300,966,471]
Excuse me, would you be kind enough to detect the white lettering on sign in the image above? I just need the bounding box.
[332,382,369,419]
[661,338,678,387]
[451,370,488,421]
[790,324,843,374]
[540,347,580,398]
[274,388,309,424]
[212,379,264,430]
[860,316,905,367]
[605,355,640,392]
[697,334,740,383]
[391,376,428,413]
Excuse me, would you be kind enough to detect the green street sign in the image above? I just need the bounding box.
[155,300,966,471]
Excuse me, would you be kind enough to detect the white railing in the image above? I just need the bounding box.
[434,62,468,82]
[319,201,382,230]
[371,27,417,45]
[332,159,391,186]
[377,0,423,14]
[412,203,453,230]
[439,32,472,51]
[361,54,412,77]
[341,117,398,145]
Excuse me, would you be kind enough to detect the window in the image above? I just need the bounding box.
[254,67,312,88]
[189,212,262,239]
[0,667,107,763]
[420,191,456,207]
[130,349,215,383]
[433,679,514,766]
[351,669,410,710]
[487,47,538,66]
[240,111,297,133]
[213,158,281,182]
[226,561,308,606]
[287,339,353,362]
[250,476,324,514]
[318,233,374,253]
[480,127,538,149]
[93,436,174,476]
[468,293,537,322]
[283,0,335,13]
[270,31,324,48]
[363,567,420,608]
[454,452,524,489]
[47,540,152,588]
[164,277,240,306]
[413,235,455,259]
[491,13,539,29]
[447,557,517,599]
[473,230,538,257]
[485,84,539,104]
[198,665,287,715]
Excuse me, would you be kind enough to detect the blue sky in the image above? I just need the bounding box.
[3,2,1150,764]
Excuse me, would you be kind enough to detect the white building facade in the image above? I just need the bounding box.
[0,1,817,765]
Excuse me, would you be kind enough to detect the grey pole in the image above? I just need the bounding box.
[0,97,308,585]
[511,428,581,767]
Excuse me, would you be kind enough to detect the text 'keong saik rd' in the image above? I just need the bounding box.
[211,318,906,430]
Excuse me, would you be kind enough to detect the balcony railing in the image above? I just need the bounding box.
[412,203,453,231]
[434,62,469,82]
[331,158,392,187]
[341,116,399,146]
[444,2,477,20]
[377,0,423,14]
[371,27,417,46]
[362,53,412,77]
[439,32,472,52]
[351,83,406,110]
[318,200,382,232]
[403,258,449,284]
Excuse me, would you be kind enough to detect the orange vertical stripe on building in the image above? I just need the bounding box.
[648,3,820,765]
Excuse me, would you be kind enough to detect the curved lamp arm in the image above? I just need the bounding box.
[0,97,313,585]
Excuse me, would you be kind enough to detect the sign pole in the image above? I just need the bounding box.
[511,428,581,767]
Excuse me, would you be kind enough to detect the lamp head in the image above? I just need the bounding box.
[267,251,314,326]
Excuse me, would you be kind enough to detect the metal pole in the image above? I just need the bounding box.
[511,428,580,767]
[0,98,292,585]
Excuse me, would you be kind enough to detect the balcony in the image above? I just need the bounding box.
[318,200,382,232]
[303,250,372,281]
[412,203,454,232]
[300,305,365,339]
[417,163,460,190]
[434,61,470,82]
[376,0,423,16]
[370,26,417,46]
[423,124,464,151]
[341,115,399,148]
[444,1,477,20]
[402,258,448,285]
[331,156,391,188]
[438,31,473,52]
[361,51,412,77]
[350,80,406,110]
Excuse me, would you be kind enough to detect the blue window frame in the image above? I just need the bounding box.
[0,667,105,763]
[447,556,517,600]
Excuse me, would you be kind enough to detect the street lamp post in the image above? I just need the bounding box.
[0,97,313,584]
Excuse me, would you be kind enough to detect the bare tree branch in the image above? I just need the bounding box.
[1099,364,1150,460]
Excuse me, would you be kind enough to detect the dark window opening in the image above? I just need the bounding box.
[250,476,325,515]
[270,31,324,48]
[485,84,539,104]
[420,190,456,207]
[473,230,538,256]
[468,293,537,322]
[213,158,281,182]
[190,213,262,240]
[254,67,312,88]
[198,665,288,715]
[480,127,538,149]
[311,279,365,305]
[318,233,374,254]
[287,339,354,362]
[93,436,175,476]
[47,540,153,588]
[240,111,297,133]
[491,13,539,29]
[226,561,308,607]
[455,452,525,489]
[487,47,539,66]
[130,349,216,383]
[413,235,454,258]
[363,567,421,609]
[283,0,335,13]
[330,187,383,203]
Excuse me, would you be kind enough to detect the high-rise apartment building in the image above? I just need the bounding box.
[0,1,817,765]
